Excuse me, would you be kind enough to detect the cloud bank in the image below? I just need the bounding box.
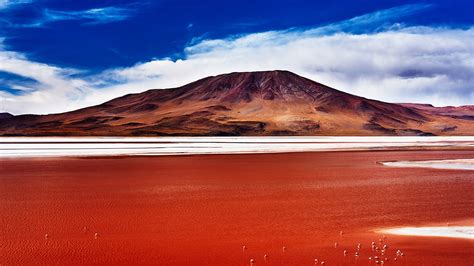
[0,4,473,115]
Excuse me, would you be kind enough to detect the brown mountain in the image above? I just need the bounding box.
[0,70,473,136]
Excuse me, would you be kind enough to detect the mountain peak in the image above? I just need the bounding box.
[165,70,344,103]
[210,70,300,80]
[207,70,323,89]
[214,69,293,76]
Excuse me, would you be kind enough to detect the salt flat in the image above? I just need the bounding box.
[0,136,474,158]
[383,158,474,170]
[383,226,474,239]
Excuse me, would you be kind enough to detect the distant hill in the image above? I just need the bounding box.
[0,70,473,136]
[0,112,13,120]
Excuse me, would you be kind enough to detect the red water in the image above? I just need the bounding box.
[1,150,473,265]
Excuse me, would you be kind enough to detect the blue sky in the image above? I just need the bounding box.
[0,0,473,114]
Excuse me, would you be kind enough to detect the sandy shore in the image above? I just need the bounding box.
[1,149,473,265]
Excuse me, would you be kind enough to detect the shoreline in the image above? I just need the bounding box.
[1,136,474,158]
[2,146,474,160]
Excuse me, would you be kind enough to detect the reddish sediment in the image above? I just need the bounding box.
[1,150,473,265]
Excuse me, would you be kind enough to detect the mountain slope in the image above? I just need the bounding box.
[0,70,473,136]
[0,113,13,119]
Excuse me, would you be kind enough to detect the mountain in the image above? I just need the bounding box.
[0,112,13,119]
[0,70,473,136]
[400,103,474,120]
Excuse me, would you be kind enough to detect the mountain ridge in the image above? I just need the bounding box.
[0,70,473,136]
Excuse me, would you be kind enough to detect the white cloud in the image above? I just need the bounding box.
[41,6,136,25]
[0,4,138,28]
[0,0,32,10]
[0,4,473,115]
[0,49,94,114]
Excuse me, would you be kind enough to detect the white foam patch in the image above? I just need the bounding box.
[383,226,474,239]
[383,159,474,170]
[0,136,473,158]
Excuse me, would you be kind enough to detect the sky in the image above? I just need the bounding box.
[0,0,473,115]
